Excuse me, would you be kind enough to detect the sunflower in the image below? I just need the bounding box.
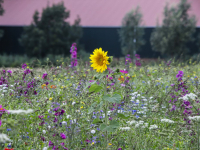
[90,48,110,73]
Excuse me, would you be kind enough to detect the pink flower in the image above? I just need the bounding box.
[120,70,128,74]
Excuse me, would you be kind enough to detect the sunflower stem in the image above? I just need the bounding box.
[104,75,108,145]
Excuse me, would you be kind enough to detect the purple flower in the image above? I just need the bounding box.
[49,141,54,147]
[53,117,58,123]
[42,73,48,79]
[85,139,91,143]
[7,70,12,74]
[60,109,65,115]
[61,142,65,146]
[135,60,141,66]
[22,63,27,69]
[53,107,60,112]
[60,133,66,139]
[33,90,37,95]
[135,54,140,59]
[178,71,184,75]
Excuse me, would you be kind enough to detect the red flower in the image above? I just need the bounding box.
[4,148,14,150]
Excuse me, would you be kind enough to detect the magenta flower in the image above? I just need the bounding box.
[60,133,66,139]
[120,70,128,74]
[7,70,12,74]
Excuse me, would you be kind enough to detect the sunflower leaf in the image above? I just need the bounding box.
[89,84,103,93]
[103,94,121,103]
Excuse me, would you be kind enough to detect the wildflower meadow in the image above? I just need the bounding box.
[1,44,200,150]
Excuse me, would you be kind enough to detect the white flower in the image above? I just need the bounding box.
[62,121,67,124]
[0,133,11,142]
[72,102,76,105]
[120,127,130,130]
[188,116,200,121]
[161,119,174,123]
[71,119,76,124]
[127,120,137,125]
[48,125,51,129]
[66,115,71,119]
[149,124,158,130]
[135,100,140,103]
[3,90,7,93]
[8,109,34,114]
[179,93,197,100]
[107,111,111,115]
[3,87,7,89]
[43,130,46,134]
[43,147,48,150]
[135,123,140,128]
[138,120,144,124]
[91,130,96,134]
[117,110,123,113]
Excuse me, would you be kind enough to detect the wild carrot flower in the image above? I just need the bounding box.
[90,48,110,73]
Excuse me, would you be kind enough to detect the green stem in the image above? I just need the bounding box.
[198,122,199,150]
[104,76,108,145]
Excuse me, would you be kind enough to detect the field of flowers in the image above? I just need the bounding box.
[1,44,200,150]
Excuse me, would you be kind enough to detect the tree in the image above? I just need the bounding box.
[150,0,196,57]
[197,34,200,52]
[0,0,4,38]
[19,2,82,58]
[118,6,145,60]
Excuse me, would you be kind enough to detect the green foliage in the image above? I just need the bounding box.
[19,2,82,58]
[150,0,196,57]
[0,54,71,67]
[118,6,145,59]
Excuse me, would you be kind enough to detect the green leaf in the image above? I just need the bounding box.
[100,121,120,132]
[84,81,97,90]
[112,72,123,76]
[92,119,103,124]
[100,124,107,131]
[103,94,121,103]
[88,107,95,114]
[117,113,130,119]
[110,120,120,128]
[88,84,103,93]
